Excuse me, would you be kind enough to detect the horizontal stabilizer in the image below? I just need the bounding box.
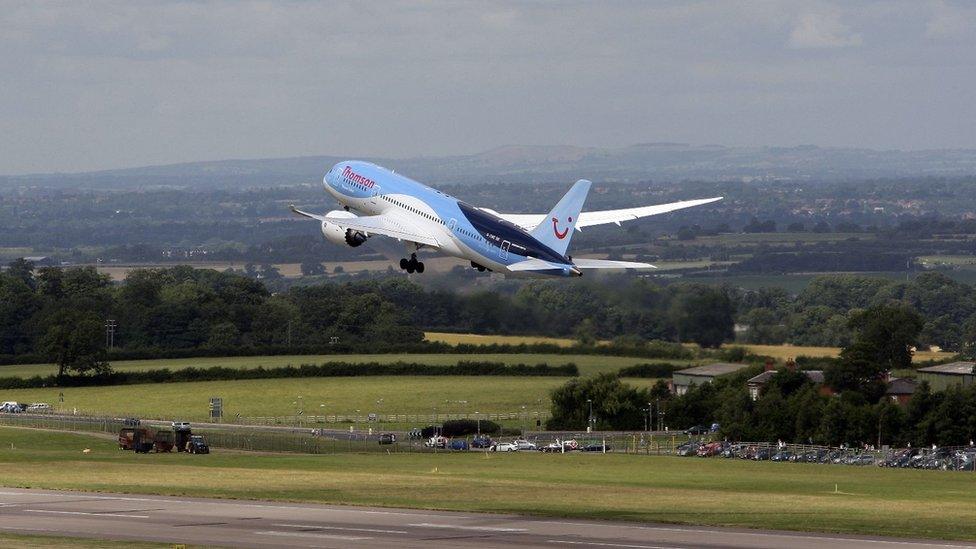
[572,258,656,269]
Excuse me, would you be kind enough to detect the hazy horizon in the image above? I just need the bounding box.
[2,1,975,174]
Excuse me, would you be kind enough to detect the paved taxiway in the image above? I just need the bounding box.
[0,488,972,548]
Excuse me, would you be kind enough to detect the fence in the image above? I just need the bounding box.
[3,411,974,469]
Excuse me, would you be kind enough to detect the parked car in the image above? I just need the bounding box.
[697,442,725,457]
[471,435,493,449]
[752,447,772,461]
[684,425,709,436]
[770,450,794,462]
[541,439,578,453]
[449,439,469,451]
[849,454,875,466]
[424,436,448,449]
[513,439,537,451]
[186,435,209,454]
[0,402,24,413]
[582,442,612,452]
[25,403,51,412]
[378,433,397,445]
[172,421,191,432]
[675,442,699,457]
[493,441,519,452]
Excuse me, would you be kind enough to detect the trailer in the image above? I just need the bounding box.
[118,426,175,453]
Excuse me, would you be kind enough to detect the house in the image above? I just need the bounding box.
[885,378,917,405]
[672,363,751,396]
[745,360,827,400]
[916,362,975,391]
[21,256,55,267]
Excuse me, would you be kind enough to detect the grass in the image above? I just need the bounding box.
[0,376,662,423]
[0,533,166,548]
[0,352,678,379]
[2,428,975,541]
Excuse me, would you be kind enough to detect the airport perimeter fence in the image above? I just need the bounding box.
[3,411,974,467]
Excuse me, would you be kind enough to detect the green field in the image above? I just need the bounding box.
[1,428,975,541]
[0,533,164,548]
[0,376,662,422]
[0,352,677,379]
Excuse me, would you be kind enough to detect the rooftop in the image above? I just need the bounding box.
[676,363,751,378]
[747,369,824,385]
[917,362,976,376]
[886,378,917,395]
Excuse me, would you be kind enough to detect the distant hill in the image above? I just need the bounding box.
[4,143,976,190]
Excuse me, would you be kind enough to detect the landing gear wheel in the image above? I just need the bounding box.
[400,258,408,270]
[416,262,425,274]
[406,262,415,274]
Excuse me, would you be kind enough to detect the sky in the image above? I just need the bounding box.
[1,1,975,174]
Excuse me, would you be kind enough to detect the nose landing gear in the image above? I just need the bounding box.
[400,254,424,274]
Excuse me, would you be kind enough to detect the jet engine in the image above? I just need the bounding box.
[320,210,368,247]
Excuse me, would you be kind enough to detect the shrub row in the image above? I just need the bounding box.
[616,362,685,378]
[0,338,696,366]
[0,360,580,390]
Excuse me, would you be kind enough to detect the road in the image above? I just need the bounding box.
[0,488,972,548]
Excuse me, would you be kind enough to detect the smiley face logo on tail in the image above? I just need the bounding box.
[552,216,572,239]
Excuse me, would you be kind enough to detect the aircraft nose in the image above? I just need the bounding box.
[570,267,582,277]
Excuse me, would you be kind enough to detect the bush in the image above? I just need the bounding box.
[441,418,500,436]
[617,362,683,378]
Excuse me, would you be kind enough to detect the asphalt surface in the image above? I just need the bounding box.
[0,488,973,548]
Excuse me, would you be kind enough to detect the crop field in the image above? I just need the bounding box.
[733,344,953,363]
[0,376,663,423]
[424,331,581,347]
[1,428,975,541]
[0,352,678,379]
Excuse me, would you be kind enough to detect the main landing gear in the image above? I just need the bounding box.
[400,254,425,274]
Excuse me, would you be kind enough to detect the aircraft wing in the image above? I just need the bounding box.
[290,206,440,247]
[573,258,656,269]
[495,196,723,231]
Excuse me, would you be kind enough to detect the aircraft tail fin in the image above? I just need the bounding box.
[529,179,591,256]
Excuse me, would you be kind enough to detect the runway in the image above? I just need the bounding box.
[0,488,971,548]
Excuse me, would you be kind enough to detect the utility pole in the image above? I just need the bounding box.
[587,399,593,432]
[104,319,117,349]
[647,402,652,432]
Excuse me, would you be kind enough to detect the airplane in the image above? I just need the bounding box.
[291,161,721,277]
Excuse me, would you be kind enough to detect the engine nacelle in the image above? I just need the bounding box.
[320,210,368,248]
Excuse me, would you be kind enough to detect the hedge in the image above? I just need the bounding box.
[0,338,696,366]
[0,360,580,390]
[616,362,684,378]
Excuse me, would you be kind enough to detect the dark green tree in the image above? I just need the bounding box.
[547,373,650,430]
[669,285,734,348]
[40,311,110,379]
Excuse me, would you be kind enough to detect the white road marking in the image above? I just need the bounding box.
[548,541,680,549]
[23,509,149,519]
[272,523,408,534]
[255,530,371,541]
[409,522,527,532]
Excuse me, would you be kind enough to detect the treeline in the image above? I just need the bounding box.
[736,272,976,352]
[0,263,423,377]
[550,306,976,446]
[3,262,975,379]
[0,361,579,390]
